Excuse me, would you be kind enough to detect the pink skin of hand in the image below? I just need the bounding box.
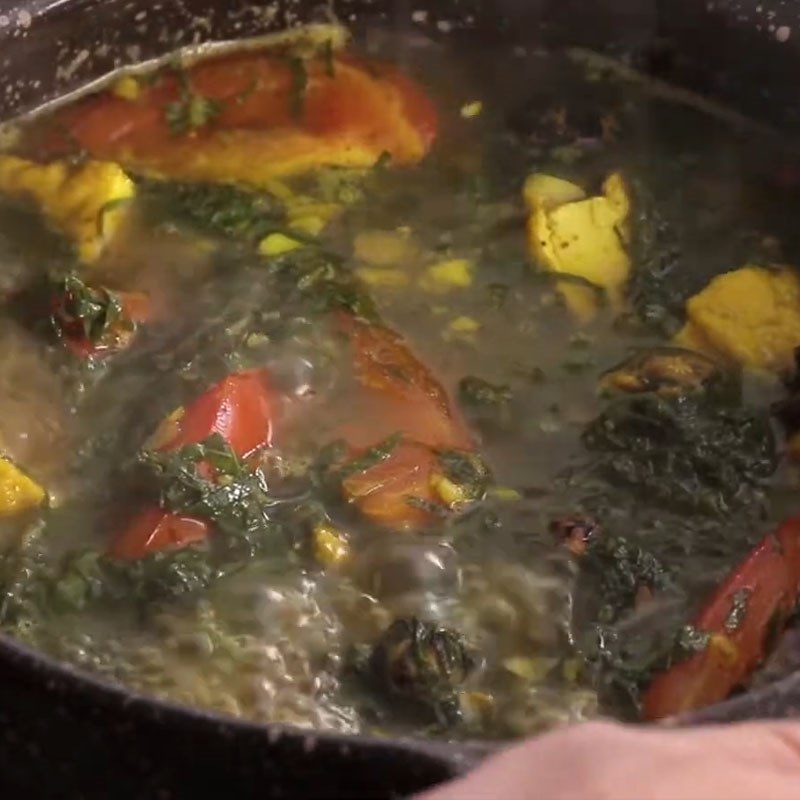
[417,721,800,800]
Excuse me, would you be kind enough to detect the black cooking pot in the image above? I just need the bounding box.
[3,1,800,796]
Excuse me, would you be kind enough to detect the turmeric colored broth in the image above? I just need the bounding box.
[2,27,800,738]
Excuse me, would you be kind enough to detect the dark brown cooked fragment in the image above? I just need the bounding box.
[550,515,601,557]
[354,617,479,725]
[600,347,729,399]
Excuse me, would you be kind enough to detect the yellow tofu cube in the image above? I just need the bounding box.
[524,173,587,210]
[0,458,45,517]
[526,172,631,320]
[420,259,473,293]
[677,265,800,372]
[556,282,602,325]
[0,156,135,263]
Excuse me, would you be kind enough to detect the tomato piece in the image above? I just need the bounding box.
[160,369,277,458]
[643,516,800,720]
[342,441,441,529]
[347,55,437,150]
[36,52,437,184]
[333,315,475,528]
[111,508,210,560]
[340,314,474,528]
[119,291,153,325]
[340,315,472,452]
[113,370,277,559]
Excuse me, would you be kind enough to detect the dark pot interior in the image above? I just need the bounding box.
[3,1,800,796]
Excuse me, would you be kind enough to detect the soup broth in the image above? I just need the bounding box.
[1,24,800,739]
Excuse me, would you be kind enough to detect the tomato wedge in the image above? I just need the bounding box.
[334,316,476,528]
[110,508,210,561]
[111,369,279,559]
[341,441,441,529]
[643,516,800,720]
[111,508,209,560]
[340,314,472,452]
[37,51,437,185]
[159,369,278,458]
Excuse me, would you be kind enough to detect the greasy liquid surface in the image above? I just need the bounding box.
[1,30,800,739]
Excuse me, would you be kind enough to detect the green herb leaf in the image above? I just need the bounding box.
[287,56,309,120]
[584,535,672,623]
[144,181,286,243]
[356,617,479,726]
[436,450,492,502]
[582,393,777,515]
[140,435,285,558]
[51,272,125,344]
[337,433,403,479]
[459,376,512,408]
[322,40,336,78]
[165,70,223,135]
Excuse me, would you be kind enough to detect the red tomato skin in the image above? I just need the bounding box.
[338,314,472,452]
[162,369,277,458]
[111,508,210,560]
[111,370,278,559]
[341,441,440,529]
[334,315,475,528]
[643,516,800,720]
[36,53,438,179]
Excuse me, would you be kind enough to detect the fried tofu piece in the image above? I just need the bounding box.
[0,156,134,263]
[676,266,800,372]
[0,458,45,517]
[525,172,631,321]
[523,173,587,210]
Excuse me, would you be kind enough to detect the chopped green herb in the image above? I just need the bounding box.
[235,78,259,106]
[265,247,380,321]
[582,393,777,515]
[405,495,451,517]
[487,282,510,309]
[165,70,223,135]
[51,272,124,344]
[322,40,336,78]
[338,433,403,479]
[287,56,309,120]
[625,181,687,335]
[584,535,672,623]
[436,450,492,503]
[144,181,286,243]
[354,617,479,725]
[459,376,512,408]
[140,434,285,557]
